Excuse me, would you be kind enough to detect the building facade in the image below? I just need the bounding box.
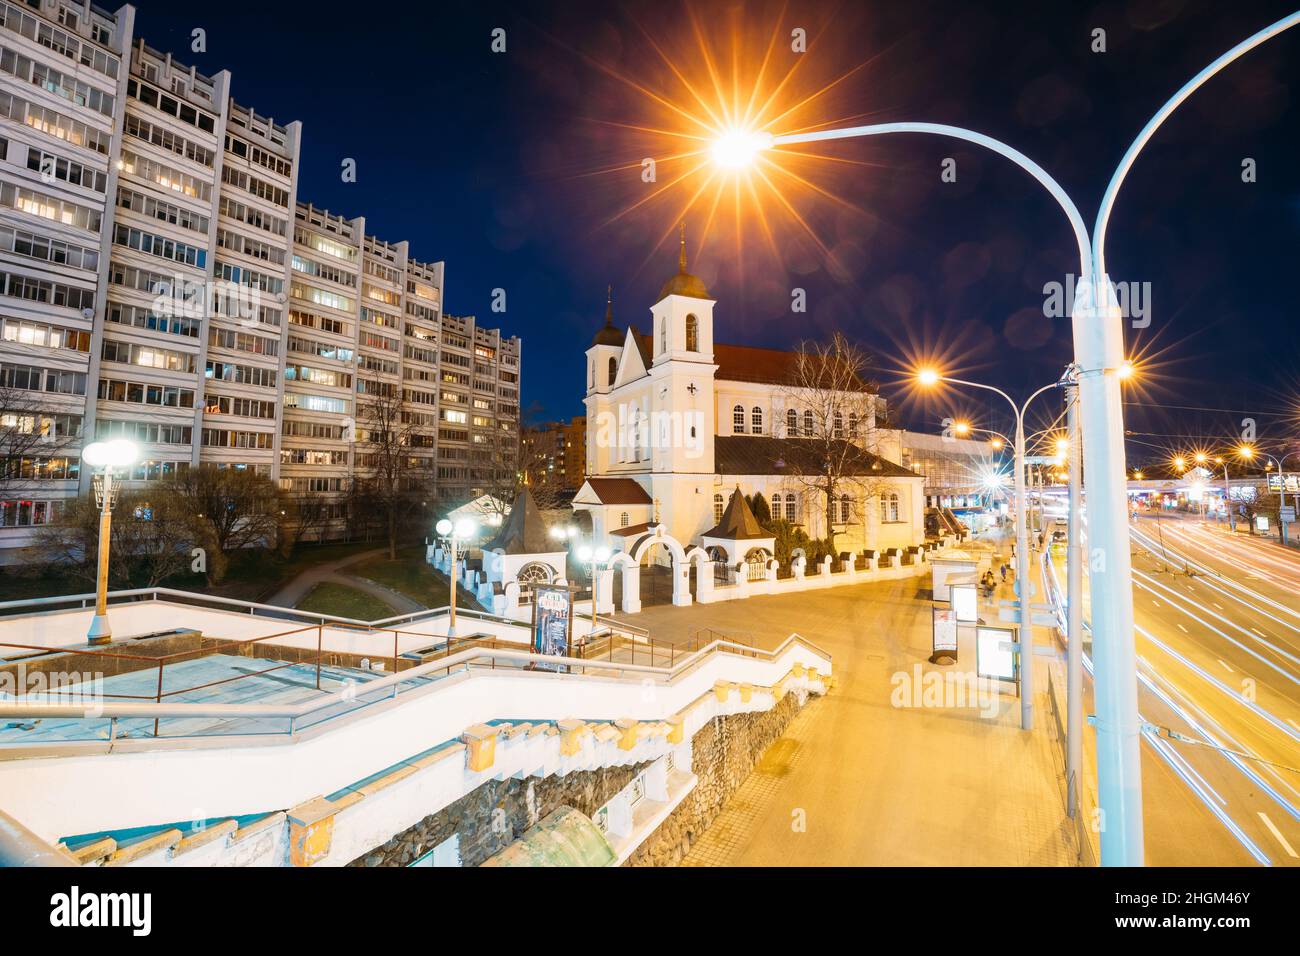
[0,1,519,558]
[576,238,926,564]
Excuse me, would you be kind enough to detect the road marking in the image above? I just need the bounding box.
[1218,659,1234,673]
[1258,812,1299,858]
[1176,624,1189,634]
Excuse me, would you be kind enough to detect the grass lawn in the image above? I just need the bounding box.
[348,546,482,611]
[0,539,383,607]
[295,582,395,620]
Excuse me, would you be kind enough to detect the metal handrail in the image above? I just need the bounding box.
[0,586,535,633]
[0,633,830,726]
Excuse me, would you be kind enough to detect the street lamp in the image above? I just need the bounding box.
[1237,445,1288,544]
[82,439,139,644]
[722,10,1300,865]
[435,517,477,639]
[919,368,1060,732]
[575,544,612,632]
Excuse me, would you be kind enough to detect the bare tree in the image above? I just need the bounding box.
[28,488,195,589]
[355,390,430,559]
[159,465,286,583]
[0,381,78,497]
[777,332,891,551]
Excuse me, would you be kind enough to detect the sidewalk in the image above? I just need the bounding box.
[261,549,425,615]
[616,574,1078,866]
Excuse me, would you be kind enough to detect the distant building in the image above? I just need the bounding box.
[522,415,586,492]
[0,2,521,558]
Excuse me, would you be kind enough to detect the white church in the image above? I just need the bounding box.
[573,233,928,581]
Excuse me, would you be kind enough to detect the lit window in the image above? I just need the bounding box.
[751,406,763,435]
[732,404,744,434]
[714,493,724,523]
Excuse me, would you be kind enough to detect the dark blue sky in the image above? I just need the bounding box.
[132,0,1300,462]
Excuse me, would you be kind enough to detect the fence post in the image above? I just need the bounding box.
[153,660,164,737]
[392,630,399,678]
[316,624,322,690]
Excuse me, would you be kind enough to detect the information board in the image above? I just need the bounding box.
[976,624,1019,683]
[531,584,574,672]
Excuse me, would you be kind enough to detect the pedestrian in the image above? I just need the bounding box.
[999,563,1008,582]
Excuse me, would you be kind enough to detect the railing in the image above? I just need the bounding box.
[0,632,830,752]
[0,586,533,634]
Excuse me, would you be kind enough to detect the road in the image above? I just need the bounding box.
[1056,511,1300,865]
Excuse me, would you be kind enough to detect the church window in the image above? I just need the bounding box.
[803,410,813,436]
[660,318,667,354]
[771,493,782,516]
[848,413,859,438]
[589,360,594,388]
[620,512,630,527]
[880,492,900,523]
[732,404,744,433]
[786,409,797,436]
[713,493,724,523]
[751,406,763,434]
[833,412,844,439]
[786,494,798,522]
[607,356,617,386]
[840,494,852,524]
[685,314,699,352]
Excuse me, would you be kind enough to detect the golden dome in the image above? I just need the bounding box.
[658,224,713,301]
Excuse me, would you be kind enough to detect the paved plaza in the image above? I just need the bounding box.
[613,568,1078,866]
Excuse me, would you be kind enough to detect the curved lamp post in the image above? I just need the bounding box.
[920,370,1059,732]
[736,11,1300,866]
[82,439,139,645]
[435,517,477,639]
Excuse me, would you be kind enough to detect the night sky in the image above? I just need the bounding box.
[131,0,1300,463]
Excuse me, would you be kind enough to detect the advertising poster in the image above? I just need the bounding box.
[976,625,1019,684]
[531,584,574,672]
[931,607,958,661]
[951,583,978,623]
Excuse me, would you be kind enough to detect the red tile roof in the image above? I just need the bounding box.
[580,478,653,505]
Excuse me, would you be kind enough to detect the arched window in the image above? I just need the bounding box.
[880,492,900,523]
[833,412,844,439]
[732,404,745,433]
[620,511,630,527]
[685,314,699,352]
[751,406,763,434]
[786,409,798,436]
[589,359,594,388]
[890,493,900,522]
[713,493,724,523]
[803,410,814,436]
[629,408,641,462]
[771,493,783,518]
[786,494,798,522]
[840,494,852,524]
[660,318,667,354]
[607,356,617,386]
[848,412,859,438]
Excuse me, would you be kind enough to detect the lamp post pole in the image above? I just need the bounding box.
[82,439,139,645]
[87,464,116,645]
[437,518,478,640]
[926,374,1058,731]
[757,10,1300,866]
[1063,374,1084,818]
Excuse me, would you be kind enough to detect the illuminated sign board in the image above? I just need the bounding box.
[951,583,978,623]
[932,607,958,658]
[976,625,1019,683]
[1267,473,1300,494]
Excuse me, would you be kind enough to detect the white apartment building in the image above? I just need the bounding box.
[0,1,520,559]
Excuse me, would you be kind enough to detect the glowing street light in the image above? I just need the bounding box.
[709,10,1300,865]
[710,128,774,170]
[435,517,478,638]
[918,367,1060,732]
[82,439,139,644]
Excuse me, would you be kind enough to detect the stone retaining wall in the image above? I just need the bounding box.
[625,693,801,866]
[350,759,649,867]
